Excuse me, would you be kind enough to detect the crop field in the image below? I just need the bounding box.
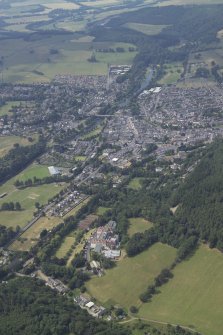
[10,215,62,251]
[0,135,33,157]
[128,177,144,190]
[128,217,153,237]
[86,243,176,309]
[123,23,168,36]
[139,245,223,335]
[78,214,98,230]
[16,164,50,182]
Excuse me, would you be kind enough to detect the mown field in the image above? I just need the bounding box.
[16,163,50,182]
[0,164,65,228]
[86,243,176,309]
[55,236,76,258]
[128,217,153,237]
[139,245,223,335]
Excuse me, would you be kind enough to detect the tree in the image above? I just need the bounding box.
[15,202,21,211]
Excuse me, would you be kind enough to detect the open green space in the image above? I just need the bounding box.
[139,245,223,335]
[96,206,111,216]
[158,62,183,85]
[16,163,50,182]
[123,23,168,36]
[55,236,76,258]
[86,243,176,309]
[10,215,62,251]
[128,177,144,190]
[0,101,24,116]
[0,136,33,157]
[128,217,153,237]
[0,167,65,229]
[81,127,102,140]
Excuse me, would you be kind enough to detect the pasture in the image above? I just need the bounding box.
[128,217,153,237]
[86,243,176,309]
[158,62,183,85]
[139,245,223,335]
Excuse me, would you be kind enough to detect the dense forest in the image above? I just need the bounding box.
[0,277,130,335]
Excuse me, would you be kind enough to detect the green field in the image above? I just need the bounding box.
[0,135,35,157]
[10,215,62,251]
[86,243,176,309]
[96,206,111,215]
[16,163,50,182]
[55,236,76,258]
[123,23,168,36]
[128,217,153,237]
[128,178,144,190]
[0,101,24,116]
[158,62,183,85]
[81,127,102,140]
[0,167,65,229]
[139,245,223,335]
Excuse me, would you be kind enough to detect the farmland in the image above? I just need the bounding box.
[86,243,176,309]
[128,217,153,237]
[139,245,223,335]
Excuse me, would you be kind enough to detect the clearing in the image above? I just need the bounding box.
[128,217,153,237]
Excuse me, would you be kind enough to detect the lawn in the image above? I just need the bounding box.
[139,244,223,335]
[81,127,102,140]
[0,135,34,157]
[16,163,50,182]
[74,155,86,162]
[123,23,168,36]
[86,243,176,309]
[128,177,144,190]
[128,217,153,237]
[10,215,62,251]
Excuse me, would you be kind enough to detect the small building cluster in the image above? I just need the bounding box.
[89,221,120,259]
[74,295,106,318]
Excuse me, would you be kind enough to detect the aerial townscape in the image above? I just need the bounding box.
[0,0,223,335]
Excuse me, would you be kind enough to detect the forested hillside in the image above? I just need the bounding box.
[173,141,223,250]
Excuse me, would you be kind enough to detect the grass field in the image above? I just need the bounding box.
[0,169,65,229]
[0,101,24,116]
[128,177,144,190]
[158,62,183,85]
[86,243,176,309]
[123,23,168,36]
[16,163,50,182]
[81,127,102,140]
[139,245,223,335]
[55,236,76,258]
[10,215,62,251]
[67,228,95,266]
[96,206,111,215]
[128,217,153,237]
[0,135,34,157]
